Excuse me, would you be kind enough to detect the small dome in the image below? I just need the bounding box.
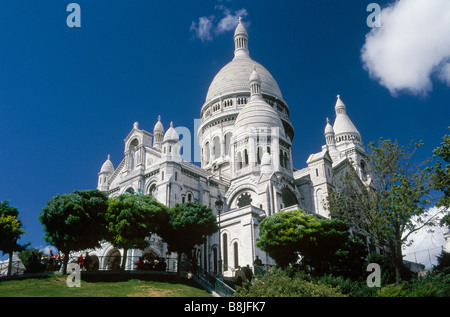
[163,122,179,141]
[234,70,285,137]
[100,154,114,174]
[324,118,334,135]
[154,115,164,133]
[333,95,361,138]
[249,66,261,83]
[234,18,248,37]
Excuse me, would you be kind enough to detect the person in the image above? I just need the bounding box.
[253,255,262,266]
[235,266,243,287]
[77,254,84,270]
[242,264,253,283]
[28,251,39,273]
[253,256,264,276]
[83,252,92,271]
[135,257,143,270]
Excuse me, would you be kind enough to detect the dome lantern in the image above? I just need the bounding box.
[234,17,249,58]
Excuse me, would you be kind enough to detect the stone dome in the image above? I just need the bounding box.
[205,19,283,103]
[205,57,283,103]
[100,154,114,174]
[153,115,164,133]
[333,95,361,139]
[233,68,285,138]
[324,118,334,135]
[163,122,179,141]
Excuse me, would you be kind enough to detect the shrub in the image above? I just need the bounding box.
[234,268,346,297]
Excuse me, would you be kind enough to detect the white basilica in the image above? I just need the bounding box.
[86,19,370,275]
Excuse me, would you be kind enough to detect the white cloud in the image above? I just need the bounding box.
[190,16,215,42]
[402,206,447,268]
[190,5,249,42]
[361,0,450,96]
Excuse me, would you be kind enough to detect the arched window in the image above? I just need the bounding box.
[233,242,239,269]
[205,142,210,164]
[223,233,228,269]
[213,247,218,274]
[284,152,289,170]
[279,150,284,168]
[224,132,232,156]
[237,152,243,170]
[257,147,263,165]
[213,136,221,159]
[244,149,249,166]
[129,139,139,170]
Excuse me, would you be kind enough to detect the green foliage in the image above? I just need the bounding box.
[428,127,450,225]
[256,209,367,276]
[105,193,168,268]
[234,268,346,297]
[327,138,438,284]
[256,210,319,268]
[159,201,218,255]
[434,250,450,271]
[377,269,450,297]
[39,190,109,256]
[0,201,26,255]
[312,274,377,297]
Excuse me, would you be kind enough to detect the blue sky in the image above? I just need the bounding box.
[0,0,449,262]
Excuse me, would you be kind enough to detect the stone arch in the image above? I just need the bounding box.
[104,248,121,270]
[123,187,135,195]
[281,186,299,208]
[146,182,157,197]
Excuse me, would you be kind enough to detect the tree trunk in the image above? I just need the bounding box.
[177,252,182,279]
[62,250,70,275]
[121,248,128,271]
[7,252,12,277]
[393,239,403,285]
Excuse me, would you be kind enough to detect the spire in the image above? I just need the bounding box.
[234,17,249,57]
[335,94,346,115]
[332,94,362,145]
[249,65,262,99]
[153,115,164,150]
[324,118,336,147]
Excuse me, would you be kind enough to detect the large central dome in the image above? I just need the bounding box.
[205,56,283,103]
[205,18,283,103]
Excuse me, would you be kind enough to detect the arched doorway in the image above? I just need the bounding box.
[90,254,99,271]
[104,249,121,270]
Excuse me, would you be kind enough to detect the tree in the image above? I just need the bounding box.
[158,201,218,277]
[39,189,109,274]
[327,138,442,284]
[105,193,168,270]
[300,217,367,278]
[0,201,26,276]
[256,210,320,268]
[256,209,367,276]
[428,127,450,226]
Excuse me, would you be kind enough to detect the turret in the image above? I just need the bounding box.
[153,115,164,150]
[98,154,114,191]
